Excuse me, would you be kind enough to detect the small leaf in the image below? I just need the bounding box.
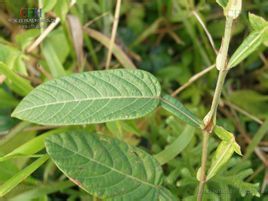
[248,13,268,45]
[214,126,234,141]
[154,125,195,165]
[0,62,32,96]
[12,69,161,125]
[228,30,267,68]
[0,155,48,197]
[160,94,203,129]
[207,141,235,181]
[249,13,268,31]
[45,130,177,201]
[214,126,242,155]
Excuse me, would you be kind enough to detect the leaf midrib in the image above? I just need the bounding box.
[48,139,161,191]
[13,96,159,116]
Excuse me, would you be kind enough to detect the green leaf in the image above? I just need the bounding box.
[207,141,235,181]
[0,115,18,136]
[45,131,177,201]
[154,125,195,165]
[0,155,49,197]
[46,28,70,63]
[0,160,18,182]
[216,0,228,8]
[43,0,57,13]
[228,30,267,68]
[0,89,18,109]
[7,181,74,201]
[248,13,268,45]
[42,40,66,78]
[249,13,268,31]
[214,126,242,155]
[15,29,40,51]
[160,94,203,129]
[0,62,33,96]
[214,126,233,141]
[244,119,268,159]
[12,69,161,125]
[0,128,66,161]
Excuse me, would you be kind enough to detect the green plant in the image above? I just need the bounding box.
[0,0,268,200]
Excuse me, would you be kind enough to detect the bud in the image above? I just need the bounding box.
[225,0,242,19]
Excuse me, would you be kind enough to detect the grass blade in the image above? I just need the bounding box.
[0,155,49,197]
[244,119,268,159]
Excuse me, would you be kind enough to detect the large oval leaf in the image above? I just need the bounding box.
[12,69,161,125]
[45,131,177,201]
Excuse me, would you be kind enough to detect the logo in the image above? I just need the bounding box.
[20,8,42,18]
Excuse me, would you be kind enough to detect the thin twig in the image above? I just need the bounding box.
[224,100,263,125]
[106,0,121,69]
[26,17,60,53]
[172,64,215,96]
[193,10,218,54]
[26,1,76,53]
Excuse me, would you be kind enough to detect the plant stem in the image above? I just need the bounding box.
[216,17,233,71]
[206,69,228,126]
[206,16,233,124]
[197,16,234,201]
[197,131,209,201]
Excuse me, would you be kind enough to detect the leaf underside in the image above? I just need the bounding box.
[12,69,161,125]
[45,130,176,201]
